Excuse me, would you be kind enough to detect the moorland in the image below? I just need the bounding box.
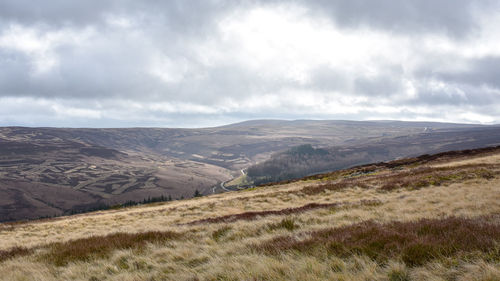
[0,145,499,280]
[1,120,499,221]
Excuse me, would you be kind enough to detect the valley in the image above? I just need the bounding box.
[0,120,499,221]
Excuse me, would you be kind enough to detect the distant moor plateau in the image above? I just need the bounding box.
[1,120,499,221]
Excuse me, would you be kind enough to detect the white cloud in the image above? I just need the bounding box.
[0,24,94,75]
[214,4,408,84]
[0,1,499,126]
[51,104,102,119]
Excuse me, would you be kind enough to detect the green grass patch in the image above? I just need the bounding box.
[226,174,254,189]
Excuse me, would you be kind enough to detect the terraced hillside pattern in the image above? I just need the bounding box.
[1,121,500,222]
[0,146,499,280]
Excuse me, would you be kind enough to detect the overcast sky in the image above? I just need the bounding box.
[1,0,499,127]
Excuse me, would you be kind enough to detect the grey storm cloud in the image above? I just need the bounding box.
[0,1,229,29]
[409,55,500,107]
[0,0,492,32]
[301,0,495,38]
[437,56,500,89]
[0,0,499,126]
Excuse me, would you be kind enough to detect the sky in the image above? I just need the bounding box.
[1,0,500,127]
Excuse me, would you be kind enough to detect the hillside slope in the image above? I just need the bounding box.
[247,126,500,185]
[1,146,499,280]
[1,120,492,222]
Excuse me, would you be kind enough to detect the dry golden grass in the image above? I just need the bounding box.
[432,153,500,168]
[1,149,499,280]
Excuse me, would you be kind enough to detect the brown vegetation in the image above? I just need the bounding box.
[186,200,380,225]
[0,247,32,263]
[302,162,498,195]
[378,165,496,191]
[258,216,500,266]
[44,231,182,266]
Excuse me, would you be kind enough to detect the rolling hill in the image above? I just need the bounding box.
[247,125,500,185]
[0,146,499,280]
[0,120,499,221]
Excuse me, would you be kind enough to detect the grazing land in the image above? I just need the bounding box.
[0,146,499,280]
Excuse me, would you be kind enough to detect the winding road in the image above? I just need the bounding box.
[212,168,247,193]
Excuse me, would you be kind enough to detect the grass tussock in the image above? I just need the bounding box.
[211,226,232,242]
[267,217,299,231]
[258,216,500,266]
[44,230,182,266]
[0,246,33,263]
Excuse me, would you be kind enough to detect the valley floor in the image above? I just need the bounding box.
[1,147,500,280]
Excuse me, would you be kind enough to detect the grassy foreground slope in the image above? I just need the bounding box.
[1,147,500,280]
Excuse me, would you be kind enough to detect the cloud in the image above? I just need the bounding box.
[0,0,499,127]
[437,56,500,89]
[300,0,495,38]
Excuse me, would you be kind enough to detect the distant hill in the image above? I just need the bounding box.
[0,120,494,221]
[247,125,500,185]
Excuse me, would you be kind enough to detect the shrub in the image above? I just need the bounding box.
[258,216,500,267]
[44,231,181,266]
[401,243,441,266]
